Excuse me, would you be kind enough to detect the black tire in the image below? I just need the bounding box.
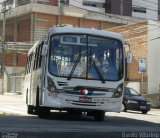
[35,88,50,118]
[94,111,105,121]
[38,107,50,118]
[27,105,34,114]
[35,88,40,115]
[141,110,148,114]
[26,90,28,104]
[122,104,127,112]
[67,111,82,116]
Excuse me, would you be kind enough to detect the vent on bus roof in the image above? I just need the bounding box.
[57,81,68,86]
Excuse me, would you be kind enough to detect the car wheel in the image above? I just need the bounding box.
[141,110,148,114]
[121,104,127,112]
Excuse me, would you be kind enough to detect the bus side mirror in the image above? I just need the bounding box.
[41,44,47,56]
[124,40,132,63]
[127,51,132,63]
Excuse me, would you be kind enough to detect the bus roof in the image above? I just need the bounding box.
[48,26,123,41]
[28,26,123,55]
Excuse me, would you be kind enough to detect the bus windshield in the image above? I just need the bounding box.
[49,34,123,81]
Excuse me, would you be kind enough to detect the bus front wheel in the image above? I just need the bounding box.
[38,107,50,118]
[94,111,105,121]
[36,88,50,118]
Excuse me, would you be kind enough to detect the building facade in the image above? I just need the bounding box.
[0,0,159,107]
[132,0,158,20]
[105,0,132,16]
[108,20,160,106]
[1,0,143,93]
[8,0,159,20]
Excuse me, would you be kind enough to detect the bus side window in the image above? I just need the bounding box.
[36,46,40,69]
[33,48,38,70]
[28,54,33,73]
[33,51,36,70]
[38,42,44,68]
[25,57,29,75]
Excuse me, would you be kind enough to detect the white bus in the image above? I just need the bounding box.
[24,25,128,121]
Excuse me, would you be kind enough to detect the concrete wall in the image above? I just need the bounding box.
[0,78,2,94]
[132,0,158,20]
[148,20,160,95]
[144,93,160,107]
[4,67,25,93]
[69,0,105,13]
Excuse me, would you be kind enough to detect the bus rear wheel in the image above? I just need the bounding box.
[27,105,34,114]
[94,111,105,121]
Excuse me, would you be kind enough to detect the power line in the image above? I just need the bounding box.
[140,0,158,5]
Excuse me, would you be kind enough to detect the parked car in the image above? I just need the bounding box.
[122,87,151,114]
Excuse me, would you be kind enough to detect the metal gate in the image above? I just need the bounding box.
[7,76,24,94]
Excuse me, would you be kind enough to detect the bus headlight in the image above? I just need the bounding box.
[112,84,123,98]
[47,76,56,92]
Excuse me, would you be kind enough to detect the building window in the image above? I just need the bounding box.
[83,0,105,8]
[18,0,30,5]
[132,7,146,13]
[105,0,111,13]
[37,0,50,5]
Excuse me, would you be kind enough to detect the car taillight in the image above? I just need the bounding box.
[47,76,56,92]
[112,84,123,98]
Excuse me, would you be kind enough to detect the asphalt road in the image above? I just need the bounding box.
[0,111,160,138]
[0,95,160,138]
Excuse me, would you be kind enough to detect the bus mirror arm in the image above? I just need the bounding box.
[124,41,132,64]
[127,51,132,63]
[41,44,48,56]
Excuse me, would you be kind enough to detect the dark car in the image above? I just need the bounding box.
[122,87,151,114]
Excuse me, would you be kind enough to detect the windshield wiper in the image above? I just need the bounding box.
[67,50,105,83]
[67,50,87,80]
[89,57,105,83]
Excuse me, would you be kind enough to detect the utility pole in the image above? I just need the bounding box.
[0,0,13,94]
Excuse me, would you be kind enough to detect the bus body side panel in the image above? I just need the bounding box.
[23,74,32,104]
[31,69,43,106]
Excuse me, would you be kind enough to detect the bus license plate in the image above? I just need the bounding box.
[79,97,92,102]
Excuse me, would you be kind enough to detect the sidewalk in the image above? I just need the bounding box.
[0,94,26,116]
[150,108,160,114]
[0,93,24,103]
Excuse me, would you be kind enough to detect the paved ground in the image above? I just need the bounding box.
[0,94,160,138]
[0,94,26,116]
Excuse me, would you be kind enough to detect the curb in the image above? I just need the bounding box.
[0,112,6,116]
[3,92,22,96]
